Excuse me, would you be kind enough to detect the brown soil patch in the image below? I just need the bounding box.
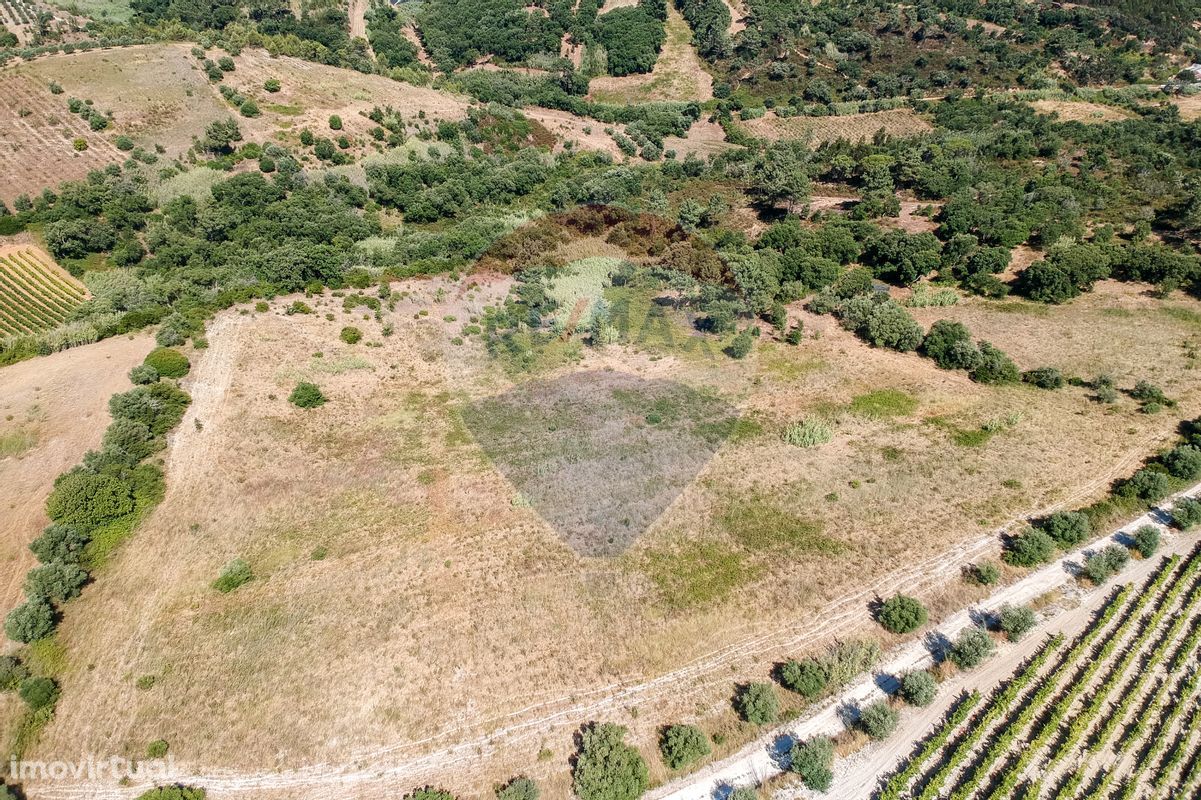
[1030,99,1133,124]
[27,273,1201,798]
[722,0,747,35]
[663,119,734,159]
[588,6,714,104]
[1170,92,1201,121]
[522,107,627,158]
[743,108,934,147]
[0,334,154,616]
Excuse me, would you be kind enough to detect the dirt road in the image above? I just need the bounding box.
[648,484,1201,800]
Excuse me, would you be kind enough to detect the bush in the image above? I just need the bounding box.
[877,594,927,634]
[25,561,88,603]
[572,723,648,800]
[129,364,161,385]
[998,604,1036,642]
[899,670,937,706]
[727,790,757,800]
[781,419,832,448]
[135,789,206,800]
[779,658,827,698]
[970,341,1020,384]
[1041,511,1090,549]
[403,791,455,800]
[4,597,56,642]
[29,524,88,564]
[147,739,170,758]
[948,625,995,669]
[1164,445,1201,480]
[726,328,754,359]
[970,561,1000,585]
[1004,527,1056,567]
[264,78,281,92]
[240,99,261,118]
[288,381,327,409]
[340,326,363,344]
[494,777,538,800]
[859,700,899,739]
[109,383,191,435]
[0,655,30,691]
[789,735,834,792]
[659,724,710,769]
[1084,544,1130,585]
[329,114,343,130]
[1022,367,1064,389]
[46,472,134,527]
[19,676,60,710]
[1173,498,1201,530]
[922,320,978,371]
[1133,524,1161,556]
[1120,468,1172,504]
[212,558,253,593]
[144,347,190,378]
[735,682,779,725]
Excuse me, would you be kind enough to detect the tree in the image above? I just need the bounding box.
[1004,527,1056,567]
[1084,544,1129,585]
[922,320,977,370]
[29,524,88,564]
[494,777,538,800]
[572,723,648,800]
[726,329,754,359]
[144,347,191,378]
[659,724,710,769]
[859,700,899,739]
[1173,498,1201,530]
[877,594,927,634]
[200,118,242,154]
[899,670,937,706]
[948,625,995,669]
[25,561,88,603]
[19,676,60,710]
[779,658,827,698]
[754,141,812,212]
[1120,469,1171,504]
[46,472,135,527]
[864,302,924,351]
[1164,445,1201,480]
[789,735,834,791]
[998,604,1035,642]
[735,683,779,725]
[1133,525,1160,556]
[4,597,56,643]
[1041,511,1090,549]
[289,382,327,409]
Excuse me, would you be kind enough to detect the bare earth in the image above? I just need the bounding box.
[742,108,934,147]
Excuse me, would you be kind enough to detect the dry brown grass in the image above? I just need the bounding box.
[588,6,714,104]
[663,119,734,159]
[520,107,628,159]
[26,269,1201,797]
[1171,92,1201,121]
[1030,99,1133,124]
[742,108,934,147]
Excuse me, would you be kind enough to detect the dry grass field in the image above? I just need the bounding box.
[588,6,714,104]
[23,260,1201,797]
[742,108,934,146]
[1030,99,1134,123]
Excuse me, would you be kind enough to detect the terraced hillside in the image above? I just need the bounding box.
[0,246,86,336]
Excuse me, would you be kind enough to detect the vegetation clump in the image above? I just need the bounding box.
[877,594,927,634]
[658,724,710,769]
[572,723,648,800]
[212,558,253,593]
[288,382,327,408]
[144,347,191,379]
[735,682,779,725]
[899,670,937,706]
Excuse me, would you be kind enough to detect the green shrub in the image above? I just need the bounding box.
[726,329,754,359]
[29,524,88,564]
[0,655,30,691]
[18,676,60,710]
[859,700,899,739]
[1084,544,1129,585]
[403,791,456,800]
[899,670,936,706]
[134,788,206,800]
[922,319,979,371]
[1164,445,1201,480]
[779,658,827,698]
[998,604,1036,642]
[1022,366,1064,389]
[340,326,363,344]
[129,364,161,385]
[4,597,56,642]
[1004,527,1056,567]
[572,723,648,800]
[46,471,134,527]
[970,341,1020,384]
[659,724,710,769]
[1041,511,1090,549]
[1120,468,1172,504]
[948,625,995,669]
[1173,498,1201,530]
[494,777,538,800]
[212,558,253,593]
[727,789,757,800]
[782,419,832,448]
[144,348,190,378]
[970,561,1000,585]
[735,682,779,725]
[240,99,261,118]
[329,114,343,130]
[147,739,170,758]
[1133,524,1161,556]
[288,381,327,409]
[789,735,834,791]
[25,561,88,603]
[877,594,927,634]
[264,78,281,92]
[109,382,191,435]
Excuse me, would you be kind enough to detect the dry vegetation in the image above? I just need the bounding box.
[1030,99,1134,124]
[25,258,1201,796]
[742,108,934,147]
[588,6,714,104]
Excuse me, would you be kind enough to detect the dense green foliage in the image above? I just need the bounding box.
[790,735,834,791]
[572,723,649,800]
[735,682,779,724]
[877,594,928,634]
[948,624,995,669]
[860,700,900,739]
[998,604,1036,642]
[494,777,539,800]
[899,670,937,706]
[658,724,710,769]
[289,381,328,408]
[144,347,190,378]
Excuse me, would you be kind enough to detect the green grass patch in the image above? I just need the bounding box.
[1161,306,1201,327]
[719,497,843,555]
[848,389,917,419]
[265,103,304,116]
[81,513,138,569]
[603,284,722,361]
[757,346,826,382]
[0,428,37,458]
[643,541,759,610]
[45,0,133,22]
[23,636,67,678]
[983,300,1052,316]
[9,705,55,761]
